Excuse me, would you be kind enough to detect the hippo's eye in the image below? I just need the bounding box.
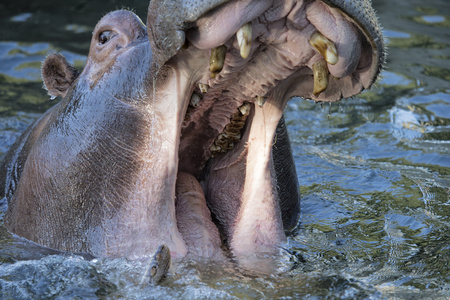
[99,31,113,45]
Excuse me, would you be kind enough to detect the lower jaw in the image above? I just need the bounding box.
[175,95,288,262]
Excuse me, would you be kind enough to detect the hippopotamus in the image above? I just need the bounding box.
[0,0,384,271]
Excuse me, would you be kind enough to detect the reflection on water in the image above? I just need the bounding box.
[0,0,449,298]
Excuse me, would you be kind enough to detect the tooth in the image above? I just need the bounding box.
[217,133,226,141]
[198,83,209,93]
[236,23,252,59]
[210,45,227,79]
[189,93,200,107]
[238,102,251,116]
[309,32,338,65]
[210,144,221,152]
[312,60,329,96]
[229,133,241,141]
[256,96,267,108]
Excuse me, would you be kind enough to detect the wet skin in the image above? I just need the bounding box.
[0,0,384,272]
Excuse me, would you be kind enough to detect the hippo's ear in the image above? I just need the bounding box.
[41,53,80,99]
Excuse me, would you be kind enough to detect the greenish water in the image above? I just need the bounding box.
[0,0,449,299]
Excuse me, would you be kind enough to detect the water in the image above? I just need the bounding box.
[1,0,449,298]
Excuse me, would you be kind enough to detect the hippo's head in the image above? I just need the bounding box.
[4,0,384,269]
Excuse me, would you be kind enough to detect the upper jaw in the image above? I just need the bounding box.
[152,0,385,177]
[147,0,385,103]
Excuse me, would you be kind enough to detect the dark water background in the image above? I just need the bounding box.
[0,0,449,298]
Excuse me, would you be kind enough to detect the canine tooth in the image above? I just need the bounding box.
[189,93,201,108]
[238,102,251,116]
[309,32,338,65]
[312,60,329,96]
[236,23,252,59]
[256,96,267,108]
[198,83,209,93]
[209,45,227,79]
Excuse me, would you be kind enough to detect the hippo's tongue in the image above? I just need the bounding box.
[175,172,224,259]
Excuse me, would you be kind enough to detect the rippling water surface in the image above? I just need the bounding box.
[0,0,449,298]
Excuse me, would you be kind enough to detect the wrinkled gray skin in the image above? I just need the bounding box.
[0,0,384,272]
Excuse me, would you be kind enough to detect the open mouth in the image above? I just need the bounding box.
[163,0,385,174]
[146,0,384,252]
